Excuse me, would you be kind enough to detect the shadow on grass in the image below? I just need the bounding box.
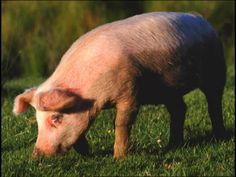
[184,128,234,147]
[90,149,114,158]
[162,128,235,154]
[75,128,234,158]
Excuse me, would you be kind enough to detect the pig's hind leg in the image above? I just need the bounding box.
[200,39,227,139]
[113,101,138,159]
[165,96,187,150]
[200,60,227,139]
[201,86,227,139]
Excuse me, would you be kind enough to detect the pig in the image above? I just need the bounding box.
[13,12,227,159]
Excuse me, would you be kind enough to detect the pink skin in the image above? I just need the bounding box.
[13,12,226,158]
[13,87,94,157]
[27,36,122,157]
[14,33,120,157]
[32,110,90,157]
[41,34,122,96]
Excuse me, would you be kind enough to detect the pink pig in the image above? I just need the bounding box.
[13,12,226,159]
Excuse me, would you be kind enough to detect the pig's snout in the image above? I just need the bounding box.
[32,144,68,158]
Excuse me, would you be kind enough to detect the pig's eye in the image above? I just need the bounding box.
[51,114,63,124]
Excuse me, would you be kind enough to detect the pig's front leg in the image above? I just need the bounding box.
[73,134,89,155]
[114,101,138,159]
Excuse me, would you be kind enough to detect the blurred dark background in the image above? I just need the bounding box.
[2,1,235,84]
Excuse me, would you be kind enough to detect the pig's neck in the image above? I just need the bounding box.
[38,65,93,96]
[37,52,110,99]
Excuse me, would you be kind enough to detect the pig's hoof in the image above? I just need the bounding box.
[113,154,126,160]
[213,129,228,140]
[73,137,89,155]
[113,148,128,159]
[164,142,183,152]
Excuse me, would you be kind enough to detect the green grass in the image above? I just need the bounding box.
[1,66,234,176]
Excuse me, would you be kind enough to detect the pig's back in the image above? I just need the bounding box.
[40,12,223,97]
[106,12,221,90]
[108,12,217,68]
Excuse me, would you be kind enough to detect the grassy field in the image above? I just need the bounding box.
[1,66,235,176]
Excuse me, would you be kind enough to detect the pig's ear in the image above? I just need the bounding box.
[13,88,36,115]
[35,88,79,112]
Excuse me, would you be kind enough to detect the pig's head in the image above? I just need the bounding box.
[13,87,94,158]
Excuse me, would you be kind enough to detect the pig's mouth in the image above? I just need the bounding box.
[56,144,70,154]
[32,136,90,158]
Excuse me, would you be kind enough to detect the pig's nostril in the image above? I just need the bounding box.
[32,145,67,158]
[56,144,61,153]
[56,144,65,154]
[56,144,69,155]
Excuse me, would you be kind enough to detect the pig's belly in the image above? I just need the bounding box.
[136,75,198,105]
